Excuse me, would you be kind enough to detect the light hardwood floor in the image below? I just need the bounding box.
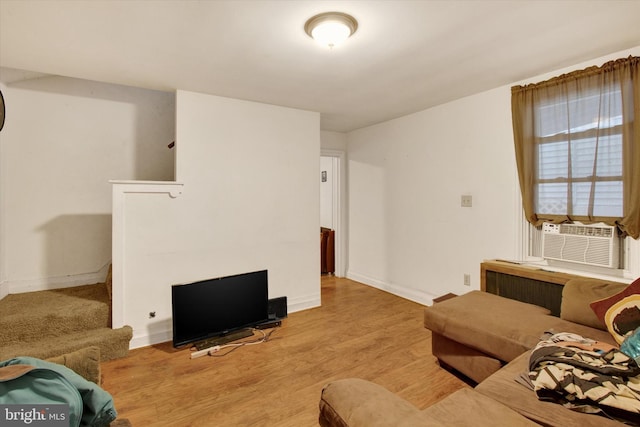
[101,276,469,426]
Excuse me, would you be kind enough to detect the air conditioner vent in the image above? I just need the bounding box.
[542,223,619,268]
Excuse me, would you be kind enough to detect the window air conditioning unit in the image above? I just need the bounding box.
[542,223,619,268]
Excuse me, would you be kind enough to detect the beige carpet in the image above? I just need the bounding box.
[0,284,110,344]
[0,282,132,362]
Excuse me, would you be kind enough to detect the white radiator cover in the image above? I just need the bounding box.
[542,223,619,268]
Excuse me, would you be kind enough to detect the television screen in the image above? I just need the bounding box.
[171,269,269,347]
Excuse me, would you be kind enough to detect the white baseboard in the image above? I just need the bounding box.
[385,282,434,306]
[346,270,436,306]
[345,271,387,290]
[4,262,112,294]
[130,330,173,350]
[287,293,321,314]
[0,281,7,300]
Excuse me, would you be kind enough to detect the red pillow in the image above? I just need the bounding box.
[590,278,640,321]
[590,277,640,344]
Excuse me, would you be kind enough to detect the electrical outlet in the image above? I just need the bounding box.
[461,195,472,207]
[463,274,471,286]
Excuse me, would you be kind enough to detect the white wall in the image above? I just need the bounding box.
[114,91,320,348]
[320,130,347,152]
[0,74,174,297]
[347,87,517,303]
[346,46,640,304]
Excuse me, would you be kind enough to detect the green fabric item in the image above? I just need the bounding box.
[0,356,117,427]
[0,363,83,427]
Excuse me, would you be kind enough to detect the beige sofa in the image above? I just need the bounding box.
[319,278,634,426]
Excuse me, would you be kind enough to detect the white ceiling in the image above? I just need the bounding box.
[1,0,639,132]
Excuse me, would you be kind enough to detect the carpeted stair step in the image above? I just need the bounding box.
[0,325,133,362]
[0,283,111,347]
[0,277,132,362]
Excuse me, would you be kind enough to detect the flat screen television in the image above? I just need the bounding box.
[171,269,269,347]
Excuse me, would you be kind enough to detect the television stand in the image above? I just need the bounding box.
[193,328,254,351]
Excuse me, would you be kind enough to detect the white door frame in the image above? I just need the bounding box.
[320,149,346,277]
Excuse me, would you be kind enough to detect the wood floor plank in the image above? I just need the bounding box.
[100,276,468,426]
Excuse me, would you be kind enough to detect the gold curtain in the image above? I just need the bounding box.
[511,56,640,238]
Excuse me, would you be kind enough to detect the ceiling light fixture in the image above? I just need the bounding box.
[304,12,358,48]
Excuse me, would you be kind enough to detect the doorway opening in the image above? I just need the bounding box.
[320,150,345,277]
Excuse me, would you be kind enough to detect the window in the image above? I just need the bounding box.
[535,87,623,218]
[512,56,640,240]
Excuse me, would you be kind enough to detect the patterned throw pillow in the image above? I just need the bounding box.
[590,278,640,344]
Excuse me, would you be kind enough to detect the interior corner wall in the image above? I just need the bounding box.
[0,81,7,299]
[119,90,321,348]
[0,75,175,294]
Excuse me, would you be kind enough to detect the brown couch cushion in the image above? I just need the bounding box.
[319,379,537,427]
[422,388,538,426]
[424,291,552,362]
[319,378,445,427]
[561,278,627,330]
[531,315,618,346]
[46,346,101,384]
[475,350,623,427]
